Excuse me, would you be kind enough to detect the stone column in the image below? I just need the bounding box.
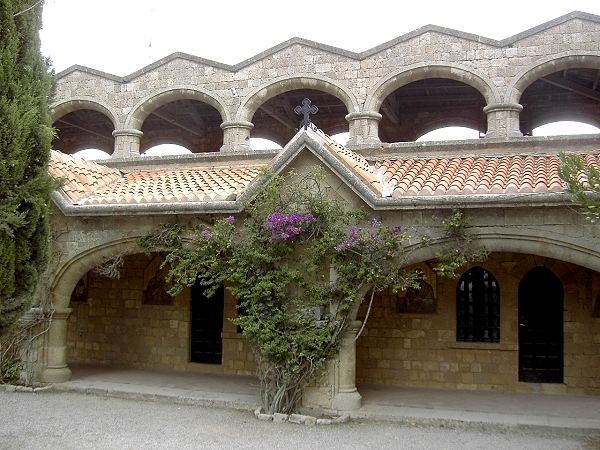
[220,121,254,152]
[331,319,362,411]
[346,112,382,147]
[40,308,72,383]
[483,103,523,138]
[112,129,143,158]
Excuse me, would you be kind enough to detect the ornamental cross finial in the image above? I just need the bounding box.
[294,98,318,130]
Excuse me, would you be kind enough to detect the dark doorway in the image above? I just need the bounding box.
[190,283,224,364]
[518,267,564,383]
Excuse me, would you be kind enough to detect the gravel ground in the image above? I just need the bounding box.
[0,391,598,450]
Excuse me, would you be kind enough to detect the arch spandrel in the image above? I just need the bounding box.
[125,86,230,130]
[236,74,360,123]
[365,62,500,112]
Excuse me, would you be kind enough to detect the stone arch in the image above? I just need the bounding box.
[236,74,360,123]
[349,228,599,322]
[50,97,119,128]
[405,230,600,273]
[365,62,499,112]
[50,237,144,310]
[507,52,600,104]
[125,86,230,130]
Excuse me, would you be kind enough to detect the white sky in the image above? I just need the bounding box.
[41,0,600,76]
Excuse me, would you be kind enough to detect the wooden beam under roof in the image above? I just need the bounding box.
[540,77,600,102]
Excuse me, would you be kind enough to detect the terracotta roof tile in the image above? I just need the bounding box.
[310,125,387,195]
[48,150,122,202]
[78,166,264,205]
[376,153,600,197]
[49,150,265,206]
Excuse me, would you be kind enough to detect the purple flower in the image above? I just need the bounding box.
[200,229,213,238]
[225,215,235,224]
[370,217,382,228]
[264,211,315,241]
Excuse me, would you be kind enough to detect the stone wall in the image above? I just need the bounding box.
[66,253,255,375]
[356,252,600,394]
[50,12,600,150]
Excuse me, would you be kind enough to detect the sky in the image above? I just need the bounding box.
[40,0,600,76]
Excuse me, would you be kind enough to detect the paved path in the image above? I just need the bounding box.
[50,365,600,432]
[0,391,597,450]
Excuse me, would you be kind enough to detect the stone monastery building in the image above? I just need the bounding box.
[38,11,600,411]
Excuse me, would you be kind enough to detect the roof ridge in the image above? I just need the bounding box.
[54,11,600,81]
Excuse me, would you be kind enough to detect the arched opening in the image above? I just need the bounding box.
[143,144,193,157]
[249,138,282,151]
[140,99,223,153]
[355,252,600,394]
[378,78,487,143]
[532,121,600,137]
[71,149,112,160]
[250,89,349,146]
[65,252,253,374]
[331,132,349,146]
[518,266,564,383]
[52,109,115,155]
[519,68,600,136]
[416,126,481,142]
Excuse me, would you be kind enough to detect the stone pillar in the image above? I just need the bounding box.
[112,129,143,158]
[40,308,72,383]
[220,121,254,152]
[483,103,523,138]
[346,112,382,147]
[331,320,362,411]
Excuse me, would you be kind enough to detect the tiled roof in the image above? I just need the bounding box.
[48,150,122,202]
[310,125,384,194]
[49,151,265,205]
[377,153,600,197]
[79,166,264,205]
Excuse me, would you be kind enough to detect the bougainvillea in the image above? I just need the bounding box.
[140,171,480,413]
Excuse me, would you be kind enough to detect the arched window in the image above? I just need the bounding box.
[456,267,500,343]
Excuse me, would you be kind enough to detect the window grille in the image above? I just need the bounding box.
[456,266,500,342]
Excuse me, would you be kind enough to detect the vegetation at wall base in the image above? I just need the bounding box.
[140,171,483,413]
[0,0,54,338]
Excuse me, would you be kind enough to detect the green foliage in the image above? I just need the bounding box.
[140,172,485,413]
[0,0,55,337]
[559,153,600,223]
[433,209,487,279]
[140,171,418,413]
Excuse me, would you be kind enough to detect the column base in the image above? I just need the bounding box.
[331,389,362,411]
[40,366,72,383]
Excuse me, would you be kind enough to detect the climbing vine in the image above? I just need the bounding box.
[140,171,483,413]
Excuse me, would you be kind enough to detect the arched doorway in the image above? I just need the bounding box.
[518,266,564,383]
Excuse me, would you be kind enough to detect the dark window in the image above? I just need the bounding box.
[456,267,500,342]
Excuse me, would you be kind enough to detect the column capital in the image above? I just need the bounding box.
[483,103,523,114]
[52,308,72,321]
[112,128,144,138]
[345,111,382,122]
[220,121,254,131]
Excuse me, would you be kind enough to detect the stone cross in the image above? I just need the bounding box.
[294,98,318,130]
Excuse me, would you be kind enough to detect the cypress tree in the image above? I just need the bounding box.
[0,0,54,336]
